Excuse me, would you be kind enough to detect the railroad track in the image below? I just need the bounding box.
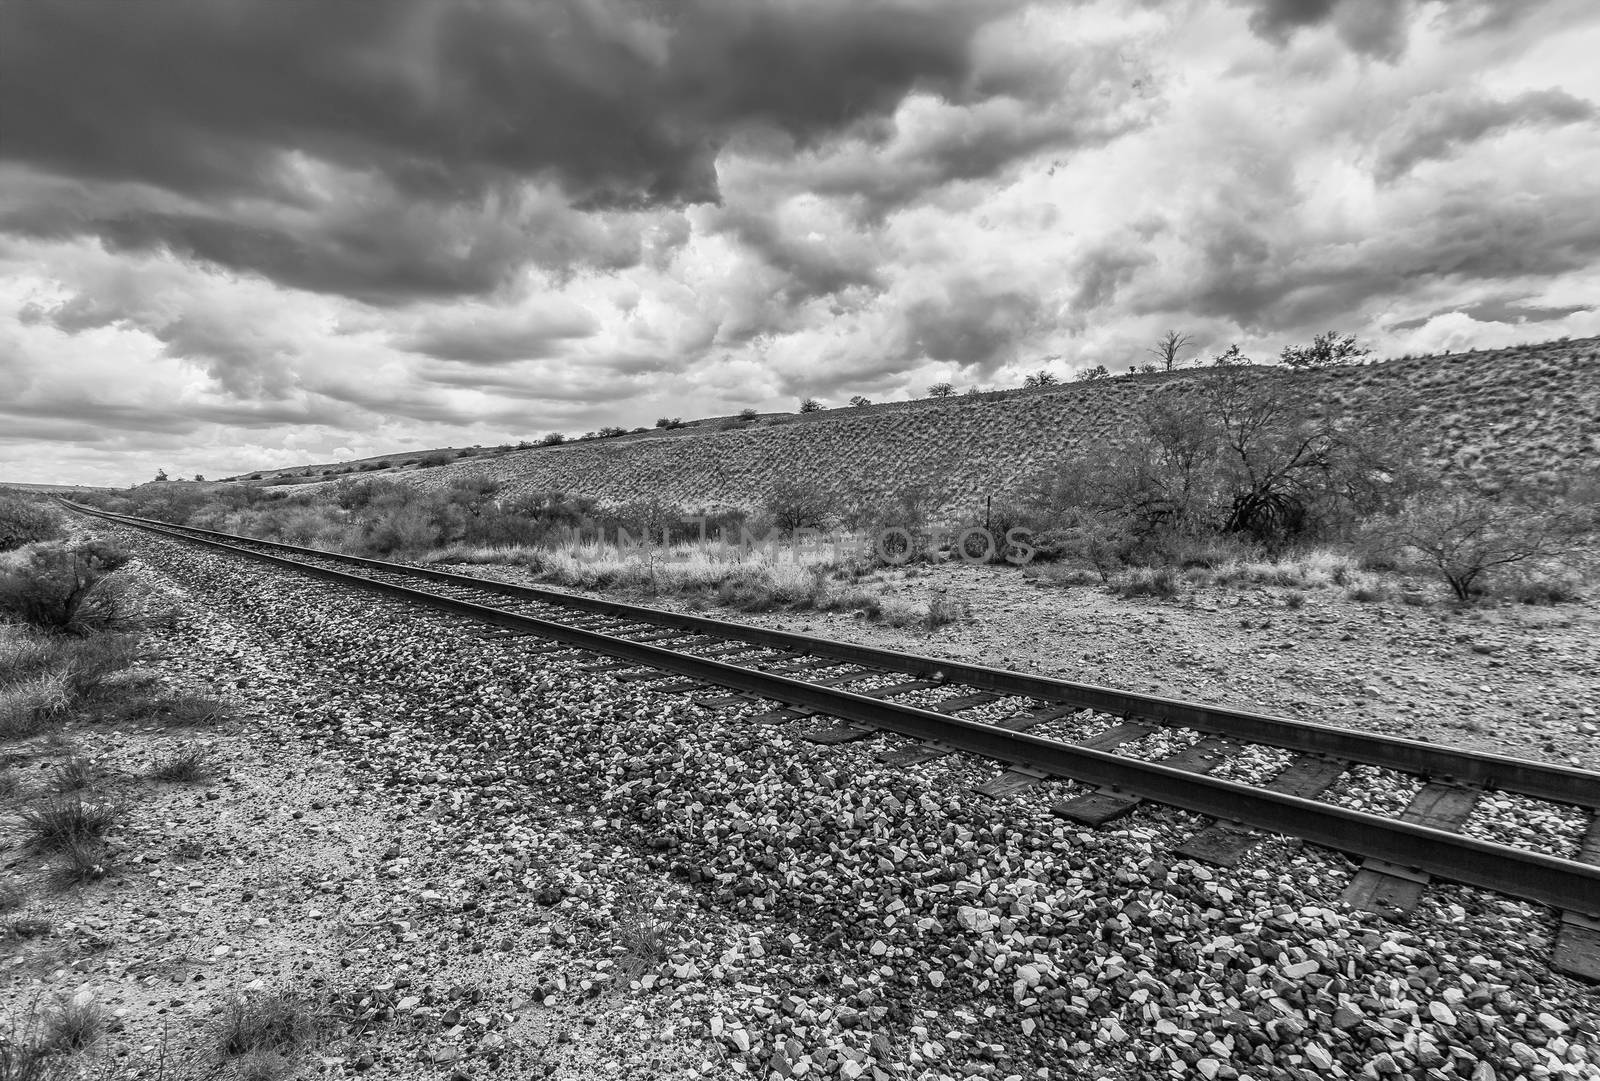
[66,501,1600,980]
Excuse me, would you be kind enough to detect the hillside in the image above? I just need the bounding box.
[250,338,1599,516]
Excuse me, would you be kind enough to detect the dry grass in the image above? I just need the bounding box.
[46,758,94,794]
[429,537,969,630]
[216,990,325,1060]
[0,673,71,741]
[12,795,127,854]
[36,997,105,1055]
[147,744,215,782]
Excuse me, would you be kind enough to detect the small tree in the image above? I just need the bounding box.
[738,407,760,420]
[1378,488,1588,602]
[154,469,169,482]
[926,382,955,398]
[1076,365,1110,382]
[1280,331,1371,370]
[1023,370,1060,389]
[194,474,206,482]
[541,432,566,446]
[1148,330,1194,372]
[799,398,823,413]
[849,395,871,407]
[765,478,835,534]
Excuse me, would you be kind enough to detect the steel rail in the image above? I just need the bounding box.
[67,503,1600,917]
[66,502,1600,809]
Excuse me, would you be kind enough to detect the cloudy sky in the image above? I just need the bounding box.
[3,0,1599,485]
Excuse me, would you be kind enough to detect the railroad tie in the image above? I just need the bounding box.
[975,765,1054,798]
[803,722,876,745]
[1341,782,1482,919]
[1052,728,1224,826]
[860,679,940,699]
[1171,755,1350,866]
[994,703,1084,732]
[1551,814,1600,982]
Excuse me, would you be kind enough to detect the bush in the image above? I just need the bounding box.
[0,498,62,552]
[0,541,135,635]
[542,432,566,445]
[1374,488,1590,602]
[799,398,823,413]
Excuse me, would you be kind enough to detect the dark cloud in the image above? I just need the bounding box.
[1390,299,1594,331]
[0,394,349,438]
[709,204,885,304]
[0,0,1018,301]
[1375,89,1596,182]
[0,172,649,305]
[397,304,602,365]
[903,283,1043,372]
[1238,0,1539,58]
[1153,179,1600,332]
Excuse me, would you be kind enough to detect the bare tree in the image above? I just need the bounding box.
[1148,330,1194,372]
[799,398,823,413]
[1076,365,1110,382]
[1023,370,1060,388]
[849,395,871,407]
[926,382,955,398]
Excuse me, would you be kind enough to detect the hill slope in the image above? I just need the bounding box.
[261,338,1600,516]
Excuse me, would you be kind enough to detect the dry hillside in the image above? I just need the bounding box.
[284,338,1600,516]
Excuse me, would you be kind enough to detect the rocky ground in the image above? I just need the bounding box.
[4,527,1599,1079]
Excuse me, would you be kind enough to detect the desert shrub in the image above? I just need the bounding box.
[0,541,136,635]
[418,453,451,468]
[1373,487,1591,602]
[0,498,62,552]
[542,432,566,445]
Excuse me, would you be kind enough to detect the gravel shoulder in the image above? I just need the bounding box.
[7,530,1598,1080]
[442,557,1600,770]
